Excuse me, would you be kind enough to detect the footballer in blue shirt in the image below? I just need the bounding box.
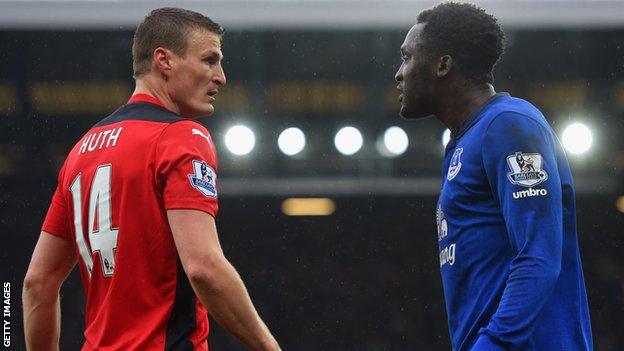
[395,2,593,351]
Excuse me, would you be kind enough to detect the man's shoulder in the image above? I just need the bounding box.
[156,119,213,147]
[480,95,549,132]
[486,95,543,119]
[153,120,217,164]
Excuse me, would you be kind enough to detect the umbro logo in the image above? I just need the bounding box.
[512,188,548,199]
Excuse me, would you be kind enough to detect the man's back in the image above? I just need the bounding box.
[25,8,280,350]
[42,96,219,350]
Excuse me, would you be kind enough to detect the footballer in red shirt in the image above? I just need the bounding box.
[23,8,280,351]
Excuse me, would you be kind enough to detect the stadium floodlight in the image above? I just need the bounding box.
[442,129,451,148]
[383,126,409,156]
[334,126,363,155]
[278,127,306,156]
[561,123,593,155]
[225,125,255,156]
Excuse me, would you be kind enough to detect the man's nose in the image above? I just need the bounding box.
[395,66,403,82]
[213,65,226,86]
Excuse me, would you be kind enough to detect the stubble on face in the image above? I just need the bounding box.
[169,29,225,118]
[397,24,435,120]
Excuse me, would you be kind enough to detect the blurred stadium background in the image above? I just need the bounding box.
[1,0,623,350]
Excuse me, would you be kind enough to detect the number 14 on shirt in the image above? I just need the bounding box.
[69,164,119,278]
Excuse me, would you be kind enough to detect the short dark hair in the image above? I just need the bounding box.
[417,2,505,84]
[132,7,224,78]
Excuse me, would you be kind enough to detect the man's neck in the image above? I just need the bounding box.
[133,77,181,115]
[436,82,496,131]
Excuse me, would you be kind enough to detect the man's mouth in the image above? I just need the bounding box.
[397,86,404,102]
[207,90,218,102]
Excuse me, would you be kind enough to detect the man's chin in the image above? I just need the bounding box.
[399,105,433,120]
[201,104,215,117]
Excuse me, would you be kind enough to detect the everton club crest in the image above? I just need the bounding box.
[446,147,463,181]
[506,151,548,187]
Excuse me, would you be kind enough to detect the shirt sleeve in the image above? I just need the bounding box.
[475,112,563,350]
[42,162,72,240]
[155,121,219,218]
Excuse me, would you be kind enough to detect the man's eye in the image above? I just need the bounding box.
[204,58,217,65]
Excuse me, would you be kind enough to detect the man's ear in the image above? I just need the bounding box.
[435,55,453,78]
[153,47,173,78]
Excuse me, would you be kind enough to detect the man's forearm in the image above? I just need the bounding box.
[23,286,61,351]
[189,259,279,351]
[474,258,560,350]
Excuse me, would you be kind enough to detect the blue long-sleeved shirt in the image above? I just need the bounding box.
[436,93,593,351]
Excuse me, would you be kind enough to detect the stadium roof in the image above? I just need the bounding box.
[1,0,623,29]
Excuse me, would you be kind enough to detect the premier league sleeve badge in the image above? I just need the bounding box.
[188,160,218,197]
[506,151,548,187]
